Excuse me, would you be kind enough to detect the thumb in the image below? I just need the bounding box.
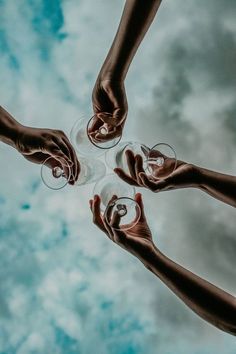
[97,109,125,127]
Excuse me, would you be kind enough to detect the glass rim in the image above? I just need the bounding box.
[104,196,141,231]
[92,173,136,198]
[40,156,71,190]
[87,113,122,150]
[70,115,86,153]
[145,142,177,179]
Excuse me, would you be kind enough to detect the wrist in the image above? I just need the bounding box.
[188,164,203,189]
[141,245,166,276]
[13,124,29,151]
[0,106,23,149]
[137,242,159,268]
[99,63,126,83]
[193,165,205,190]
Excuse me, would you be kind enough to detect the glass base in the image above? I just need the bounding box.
[105,197,141,231]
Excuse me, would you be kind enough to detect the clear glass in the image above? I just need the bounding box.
[147,143,177,179]
[93,174,141,231]
[41,157,106,189]
[70,114,121,157]
[75,158,106,186]
[41,157,71,190]
[105,197,141,231]
[105,141,177,179]
[105,141,149,173]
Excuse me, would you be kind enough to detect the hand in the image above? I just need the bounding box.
[15,126,80,184]
[89,193,154,260]
[114,150,200,192]
[91,78,128,141]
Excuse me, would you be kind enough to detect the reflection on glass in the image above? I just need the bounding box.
[105,141,177,179]
[41,157,106,190]
[70,114,121,157]
[147,143,177,179]
[93,174,141,231]
[41,157,71,190]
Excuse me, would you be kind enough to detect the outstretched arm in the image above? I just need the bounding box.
[0,105,80,183]
[146,246,236,335]
[91,0,162,141]
[99,0,162,81]
[0,105,21,147]
[198,167,236,208]
[115,150,236,208]
[90,193,236,335]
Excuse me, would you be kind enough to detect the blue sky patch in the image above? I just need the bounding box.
[54,326,80,353]
[29,0,64,39]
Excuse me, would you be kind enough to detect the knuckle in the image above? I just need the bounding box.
[57,130,64,136]
[43,133,52,140]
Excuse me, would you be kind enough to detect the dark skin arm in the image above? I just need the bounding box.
[91,0,162,141]
[115,150,236,208]
[90,193,236,335]
[0,105,80,184]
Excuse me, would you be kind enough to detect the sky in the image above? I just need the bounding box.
[0,0,236,353]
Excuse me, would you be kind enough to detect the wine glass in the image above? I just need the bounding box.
[146,143,177,179]
[41,157,106,190]
[70,113,122,157]
[105,141,177,180]
[41,157,71,190]
[93,174,141,231]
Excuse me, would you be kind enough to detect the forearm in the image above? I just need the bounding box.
[100,0,162,81]
[197,166,236,208]
[0,106,21,148]
[141,246,236,335]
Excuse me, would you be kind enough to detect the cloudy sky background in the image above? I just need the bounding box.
[0,0,236,353]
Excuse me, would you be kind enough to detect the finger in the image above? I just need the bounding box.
[109,210,128,245]
[114,168,139,186]
[92,195,107,234]
[104,195,118,224]
[94,126,122,141]
[53,137,76,185]
[139,173,158,192]
[105,83,127,124]
[113,107,127,125]
[88,115,103,133]
[135,155,145,185]
[126,150,136,180]
[104,195,122,242]
[53,136,72,161]
[62,137,80,183]
[97,112,117,127]
[141,145,150,158]
[45,143,73,180]
[98,109,126,127]
[110,210,121,229]
[134,193,146,222]
[44,142,72,166]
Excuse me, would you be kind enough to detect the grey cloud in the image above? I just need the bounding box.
[133,0,236,346]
